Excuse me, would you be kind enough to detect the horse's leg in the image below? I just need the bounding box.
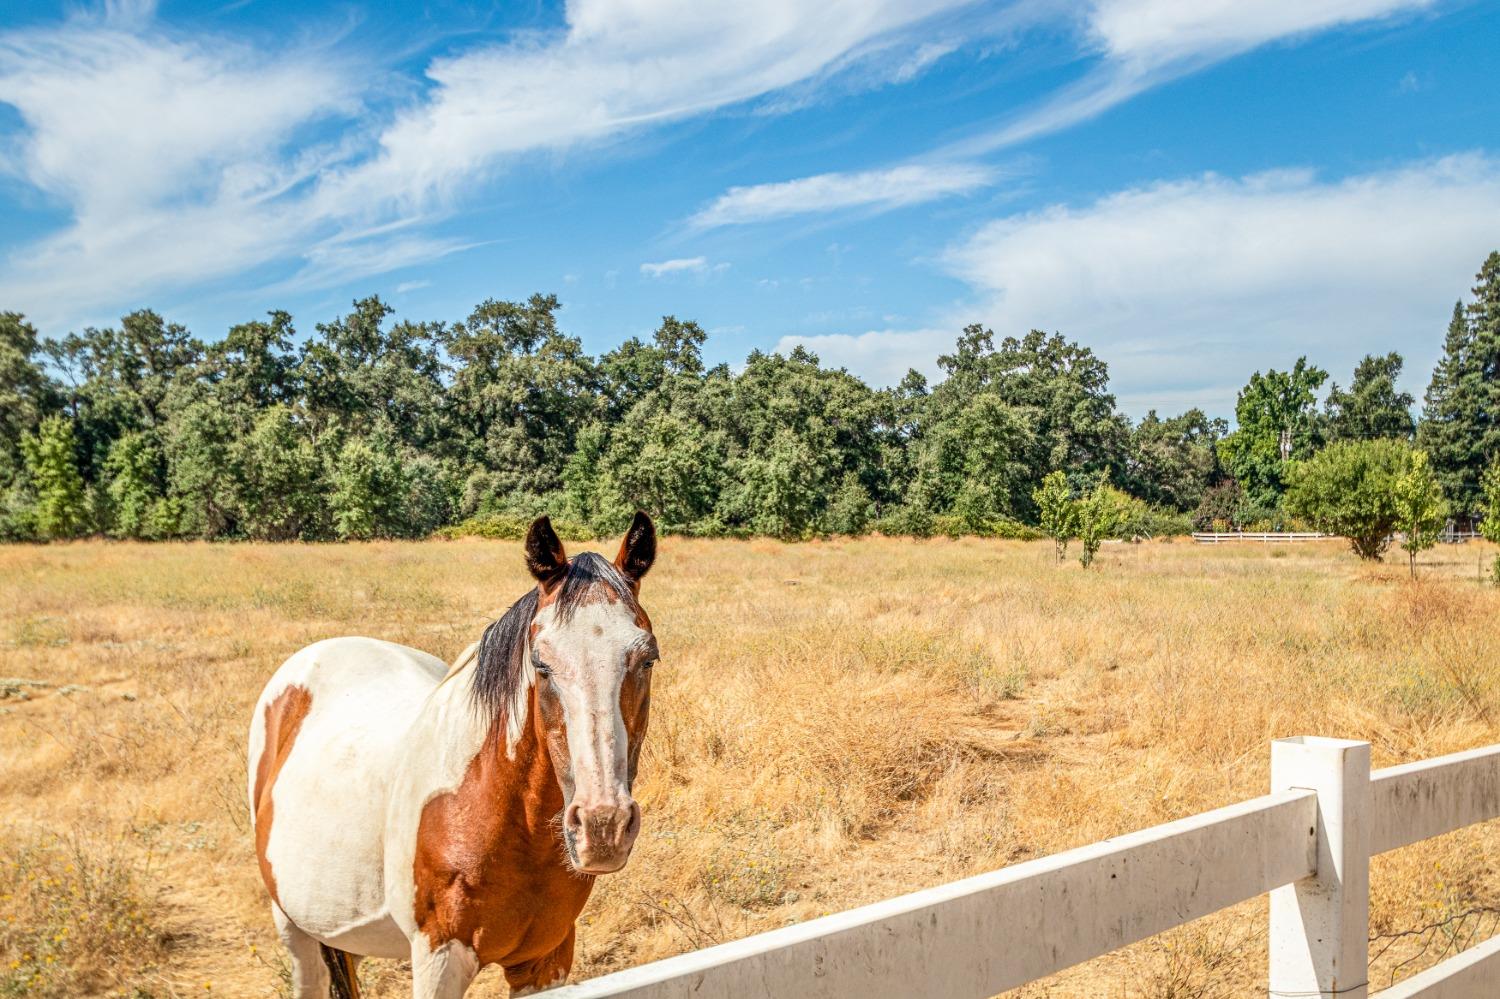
[410,937,479,999]
[272,905,331,999]
[504,925,575,995]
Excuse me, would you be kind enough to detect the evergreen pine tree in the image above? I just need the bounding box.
[1420,254,1500,513]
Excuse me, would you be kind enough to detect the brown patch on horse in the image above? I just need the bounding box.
[253,683,312,906]
[411,686,595,986]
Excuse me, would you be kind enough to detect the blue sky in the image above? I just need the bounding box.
[1,0,1497,418]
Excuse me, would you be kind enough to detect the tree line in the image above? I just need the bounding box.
[2,252,1498,549]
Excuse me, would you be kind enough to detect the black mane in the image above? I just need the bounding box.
[470,552,637,728]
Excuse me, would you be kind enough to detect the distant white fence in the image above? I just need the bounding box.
[552,738,1500,999]
[1192,532,1328,544]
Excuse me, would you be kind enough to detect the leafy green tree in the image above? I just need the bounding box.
[593,398,727,532]
[912,395,1036,531]
[46,310,202,479]
[1033,470,1077,562]
[298,297,446,448]
[1479,458,1500,584]
[0,313,58,486]
[163,399,239,538]
[823,473,875,536]
[442,294,598,506]
[1284,438,1414,560]
[720,428,821,538]
[21,416,89,539]
[329,431,407,540]
[1076,484,1125,569]
[103,431,165,539]
[1124,409,1225,511]
[929,326,1127,506]
[1324,352,1415,442]
[1419,254,1500,513]
[1217,358,1328,508]
[1392,449,1446,578]
[234,406,323,540]
[207,312,300,411]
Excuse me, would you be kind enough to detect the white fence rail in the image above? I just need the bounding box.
[553,738,1500,999]
[1192,532,1329,544]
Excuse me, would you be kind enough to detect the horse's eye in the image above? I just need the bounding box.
[534,659,552,677]
[642,658,658,671]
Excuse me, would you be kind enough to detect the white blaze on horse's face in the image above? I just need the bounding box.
[522,512,658,876]
[532,596,656,874]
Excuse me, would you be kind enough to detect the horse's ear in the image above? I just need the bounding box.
[614,512,656,588]
[524,516,568,586]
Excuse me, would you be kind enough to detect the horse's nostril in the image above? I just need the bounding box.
[625,801,641,838]
[565,803,583,831]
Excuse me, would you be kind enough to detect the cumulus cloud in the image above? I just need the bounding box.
[937,154,1500,414]
[689,162,994,229]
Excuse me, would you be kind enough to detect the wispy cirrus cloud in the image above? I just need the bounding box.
[0,0,1458,334]
[731,0,1442,226]
[640,256,728,278]
[688,162,995,229]
[950,0,1439,157]
[0,0,981,329]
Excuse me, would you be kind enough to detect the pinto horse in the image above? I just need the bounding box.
[247,514,658,998]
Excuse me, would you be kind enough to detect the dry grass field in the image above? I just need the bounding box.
[3,535,1500,998]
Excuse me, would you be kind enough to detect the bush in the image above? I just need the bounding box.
[871,503,935,538]
[438,512,595,541]
[822,473,874,536]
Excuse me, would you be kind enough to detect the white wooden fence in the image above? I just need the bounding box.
[1192,532,1329,544]
[552,738,1500,999]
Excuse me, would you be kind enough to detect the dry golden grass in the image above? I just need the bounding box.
[2,535,1499,998]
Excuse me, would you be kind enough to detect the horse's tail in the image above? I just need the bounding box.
[318,943,361,999]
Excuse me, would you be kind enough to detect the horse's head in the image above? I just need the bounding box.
[523,513,656,875]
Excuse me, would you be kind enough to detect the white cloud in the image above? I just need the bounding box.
[0,10,361,325]
[0,0,977,330]
[690,162,994,229]
[640,256,728,278]
[1086,0,1435,68]
[938,154,1500,415]
[775,329,949,385]
[314,0,981,217]
[951,0,1435,157]
[0,0,1456,332]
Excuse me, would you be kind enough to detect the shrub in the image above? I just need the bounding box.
[1392,449,1447,579]
[0,830,166,998]
[1033,470,1078,562]
[871,503,935,538]
[438,512,594,541]
[1077,484,1128,568]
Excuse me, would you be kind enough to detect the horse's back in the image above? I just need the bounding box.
[248,637,447,956]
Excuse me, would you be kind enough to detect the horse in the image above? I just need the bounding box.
[247,513,659,998]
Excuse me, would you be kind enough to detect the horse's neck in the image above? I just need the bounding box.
[420,661,568,853]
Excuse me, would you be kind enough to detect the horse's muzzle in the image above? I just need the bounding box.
[565,798,641,874]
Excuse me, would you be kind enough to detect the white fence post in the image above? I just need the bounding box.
[1269,737,1371,999]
